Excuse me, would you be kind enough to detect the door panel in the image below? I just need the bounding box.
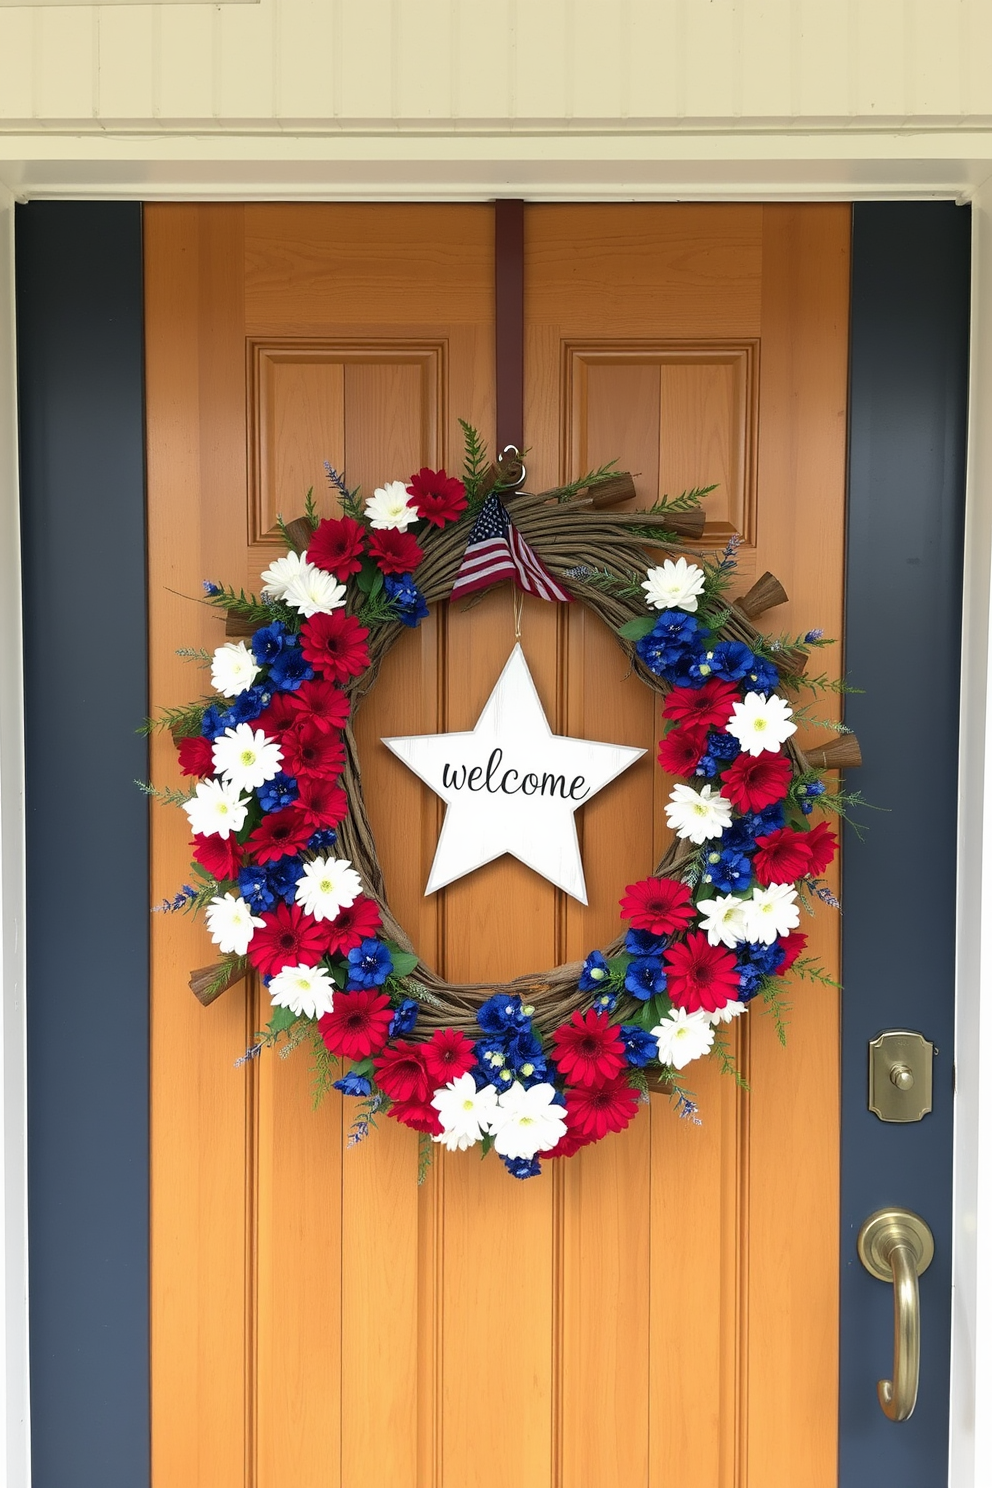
[145,202,849,1487]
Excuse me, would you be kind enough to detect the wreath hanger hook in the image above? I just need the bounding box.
[497,444,527,491]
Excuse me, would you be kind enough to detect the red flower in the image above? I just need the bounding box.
[191,833,243,880]
[374,1041,431,1103]
[177,734,215,777]
[294,776,348,830]
[322,895,382,956]
[753,827,814,886]
[306,515,365,580]
[247,807,313,864]
[368,528,424,575]
[721,752,793,813]
[804,821,838,876]
[664,932,740,1014]
[663,678,740,733]
[551,1009,627,1089]
[300,611,370,682]
[564,1078,642,1141]
[389,1099,443,1136]
[423,1029,476,1086]
[657,728,707,778]
[318,990,393,1059]
[620,876,695,936]
[776,931,808,975]
[253,692,298,740]
[247,902,330,978]
[406,467,468,528]
[288,678,351,734]
[281,722,346,781]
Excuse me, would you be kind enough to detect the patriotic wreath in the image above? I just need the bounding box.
[146,427,861,1182]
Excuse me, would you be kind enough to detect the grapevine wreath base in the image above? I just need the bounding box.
[147,432,862,1180]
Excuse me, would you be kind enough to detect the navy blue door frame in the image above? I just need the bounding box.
[15,201,969,1487]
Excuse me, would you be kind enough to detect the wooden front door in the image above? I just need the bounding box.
[145,202,849,1488]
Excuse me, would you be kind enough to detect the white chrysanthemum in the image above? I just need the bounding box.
[365,479,419,530]
[743,883,801,944]
[182,777,251,839]
[204,893,264,956]
[211,640,260,698]
[282,558,347,619]
[268,962,336,1020]
[725,691,797,757]
[651,1008,716,1070]
[212,724,283,792]
[432,1073,499,1150]
[706,999,748,1027]
[697,893,749,948]
[665,782,733,844]
[295,856,363,922]
[642,556,706,613]
[488,1081,567,1159]
[260,548,308,601]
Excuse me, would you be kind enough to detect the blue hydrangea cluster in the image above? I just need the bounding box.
[635,609,780,697]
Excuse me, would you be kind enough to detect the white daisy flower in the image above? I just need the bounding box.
[743,883,801,944]
[282,558,347,619]
[651,1008,716,1070]
[432,1073,499,1150]
[488,1081,568,1160]
[211,724,283,792]
[664,782,733,844]
[182,777,251,839]
[725,691,797,757]
[697,893,749,947]
[642,556,706,613]
[210,640,260,699]
[260,549,308,601]
[204,893,265,956]
[267,962,336,1020]
[364,479,420,530]
[294,856,363,922]
[706,999,748,1027]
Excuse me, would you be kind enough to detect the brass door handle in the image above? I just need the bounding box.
[857,1208,935,1421]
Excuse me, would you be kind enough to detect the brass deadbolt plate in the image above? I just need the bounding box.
[868,1030,934,1123]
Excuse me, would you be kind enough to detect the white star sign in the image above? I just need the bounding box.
[382,644,646,904]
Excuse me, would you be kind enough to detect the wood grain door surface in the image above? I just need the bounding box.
[145,202,849,1488]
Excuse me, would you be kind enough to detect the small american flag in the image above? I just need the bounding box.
[450,491,572,603]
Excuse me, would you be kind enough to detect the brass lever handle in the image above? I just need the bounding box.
[857,1208,934,1421]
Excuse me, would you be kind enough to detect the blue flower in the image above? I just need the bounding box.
[501,1155,542,1179]
[624,955,667,1001]
[268,646,314,692]
[477,993,530,1035]
[704,729,741,761]
[474,1039,515,1088]
[693,750,721,779]
[578,949,610,991]
[267,856,304,902]
[388,998,419,1037]
[705,640,755,682]
[347,938,394,989]
[257,771,298,814]
[307,828,338,852]
[251,621,290,666]
[200,705,231,741]
[334,1071,373,1098]
[203,581,221,596]
[742,656,780,694]
[620,1024,659,1067]
[227,686,271,725]
[625,928,666,958]
[734,940,786,1000]
[592,990,619,1015]
[724,804,786,853]
[704,848,752,893]
[238,866,276,912]
[384,573,430,628]
[636,610,706,679]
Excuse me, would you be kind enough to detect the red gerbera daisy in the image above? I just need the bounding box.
[281,721,346,781]
[294,776,348,830]
[551,1009,626,1089]
[423,1028,476,1086]
[322,895,382,956]
[721,752,793,813]
[663,678,740,732]
[804,821,838,876]
[368,527,424,575]
[657,727,707,778]
[753,827,814,886]
[620,876,695,936]
[374,1041,431,1103]
[664,932,740,1014]
[406,467,468,528]
[300,611,370,682]
[190,832,243,880]
[247,902,330,978]
[177,734,215,777]
[388,1099,443,1136]
[318,989,393,1059]
[253,691,298,740]
[248,807,313,864]
[776,931,808,975]
[306,515,366,581]
[563,1078,642,1141]
[288,678,350,733]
